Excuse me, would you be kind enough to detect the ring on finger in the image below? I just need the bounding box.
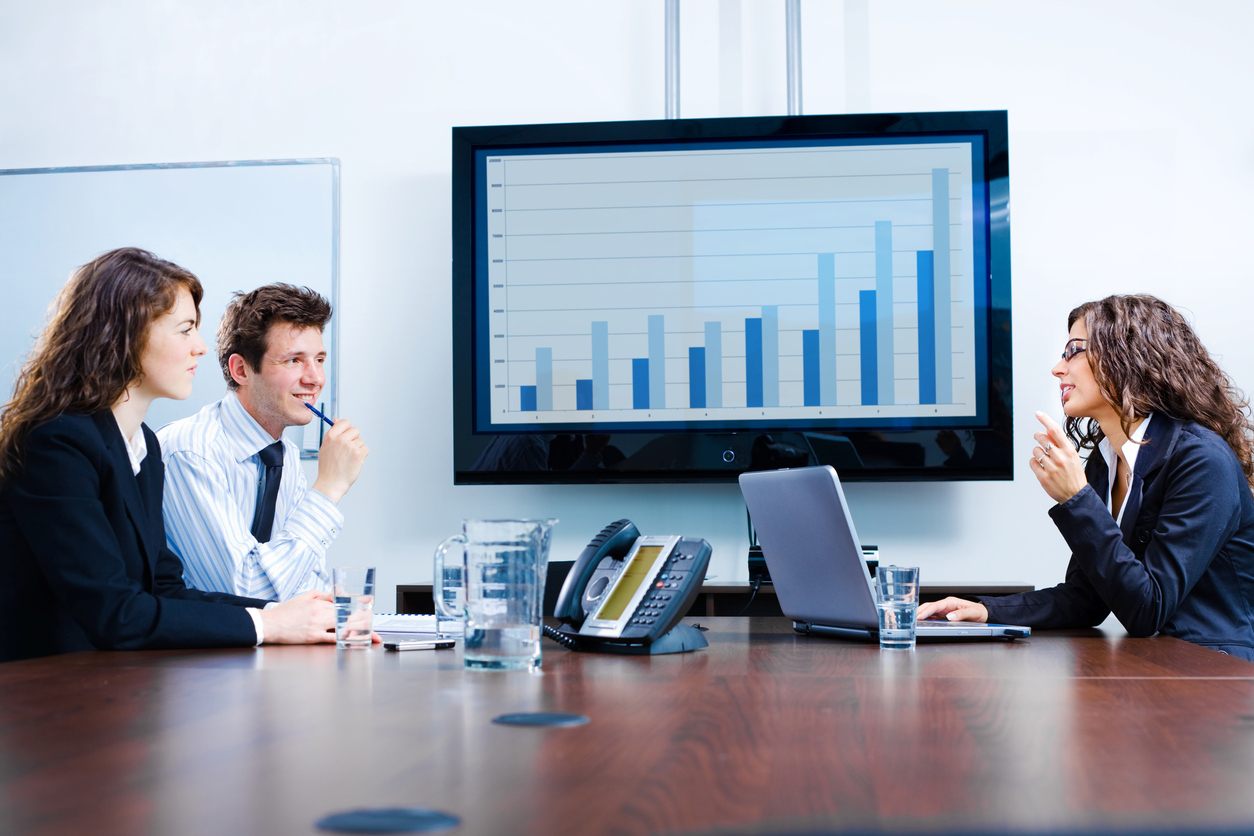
[1043,442,1054,456]
[1036,455,1046,466]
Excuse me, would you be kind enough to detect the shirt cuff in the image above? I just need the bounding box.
[247,607,266,645]
[286,489,346,554]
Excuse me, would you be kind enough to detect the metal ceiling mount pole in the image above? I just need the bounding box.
[665,0,680,119]
[785,0,802,116]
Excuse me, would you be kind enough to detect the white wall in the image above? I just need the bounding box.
[2,0,1252,603]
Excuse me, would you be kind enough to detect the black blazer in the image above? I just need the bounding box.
[983,414,1254,660]
[0,411,267,662]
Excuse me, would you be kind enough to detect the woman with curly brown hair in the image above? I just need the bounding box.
[0,248,343,661]
[920,294,1254,660]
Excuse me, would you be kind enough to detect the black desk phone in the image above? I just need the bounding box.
[544,519,711,655]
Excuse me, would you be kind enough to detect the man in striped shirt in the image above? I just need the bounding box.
[158,285,369,601]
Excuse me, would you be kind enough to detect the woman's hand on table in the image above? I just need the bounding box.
[260,590,337,644]
[916,596,988,623]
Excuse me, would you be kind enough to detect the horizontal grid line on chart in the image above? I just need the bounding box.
[504,250,966,263]
[505,306,971,314]
[505,223,951,237]
[497,146,968,162]
[517,388,971,393]
[505,330,969,340]
[511,385,972,393]
[503,172,966,188]
[506,276,964,287]
[515,407,969,412]
[513,379,936,389]
[512,400,973,411]
[501,197,955,212]
[508,351,936,362]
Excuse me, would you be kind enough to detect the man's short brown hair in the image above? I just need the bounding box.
[217,284,332,389]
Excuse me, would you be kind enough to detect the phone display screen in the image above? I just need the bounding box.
[595,546,665,621]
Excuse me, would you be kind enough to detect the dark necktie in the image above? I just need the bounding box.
[251,441,285,543]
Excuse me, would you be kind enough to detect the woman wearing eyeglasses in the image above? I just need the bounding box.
[919,294,1254,660]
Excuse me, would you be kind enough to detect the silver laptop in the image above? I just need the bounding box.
[739,466,1030,642]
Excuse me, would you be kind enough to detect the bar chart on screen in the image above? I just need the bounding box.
[485,139,981,427]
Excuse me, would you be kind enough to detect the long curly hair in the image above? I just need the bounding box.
[0,248,202,483]
[1064,294,1254,489]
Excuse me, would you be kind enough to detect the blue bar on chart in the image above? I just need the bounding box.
[520,385,537,412]
[648,314,666,409]
[591,321,609,410]
[535,347,553,411]
[817,253,837,406]
[932,168,952,403]
[874,222,895,405]
[802,329,820,407]
[576,379,593,411]
[745,317,763,408]
[632,358,649,409]
[689,347,706,408]
[917,250,937,405]
[859,291,878,405]
[704,322,723,408]
[761,305,779,407]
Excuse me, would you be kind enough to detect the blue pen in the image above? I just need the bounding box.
[304,401,335,427]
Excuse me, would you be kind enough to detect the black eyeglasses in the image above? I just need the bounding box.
[1061,339,1088,362]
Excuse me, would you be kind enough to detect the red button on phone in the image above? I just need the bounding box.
[656,582,665,588]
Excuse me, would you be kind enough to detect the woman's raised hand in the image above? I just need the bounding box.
[1030,411,1088,504]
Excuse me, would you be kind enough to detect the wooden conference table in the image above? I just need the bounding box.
[3,619,1254,836]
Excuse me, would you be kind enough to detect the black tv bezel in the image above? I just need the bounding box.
[452,110,1011,484]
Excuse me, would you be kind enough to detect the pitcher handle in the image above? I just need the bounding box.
[433,534,466,619]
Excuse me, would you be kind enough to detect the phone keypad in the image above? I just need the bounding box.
[629,544,698,628]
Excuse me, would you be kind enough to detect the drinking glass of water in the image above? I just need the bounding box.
[432,556,464,639]
[333,566,376,649]
[876,565,919,650]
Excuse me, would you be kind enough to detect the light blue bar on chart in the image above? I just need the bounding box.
[535,347,553,412]
[648,314,666,409]
[704,321,723,408]
[817,253,837,406]
[874,221,895,406]
[761,305,779,407]
[591,321,609,410]
[932,168,952,404]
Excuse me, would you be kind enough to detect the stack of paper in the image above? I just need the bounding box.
[372,614,441,635]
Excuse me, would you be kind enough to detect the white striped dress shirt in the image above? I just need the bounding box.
[157,391,343,601]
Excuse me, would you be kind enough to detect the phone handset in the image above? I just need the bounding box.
[552,519,640,625]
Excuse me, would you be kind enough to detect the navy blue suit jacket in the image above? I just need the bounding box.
[0,411,267,662]
[983,415,1254,660]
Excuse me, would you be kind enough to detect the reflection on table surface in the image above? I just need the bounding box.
[2,618,1253,836]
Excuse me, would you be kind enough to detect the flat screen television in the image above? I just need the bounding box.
[452,110,1011,484]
